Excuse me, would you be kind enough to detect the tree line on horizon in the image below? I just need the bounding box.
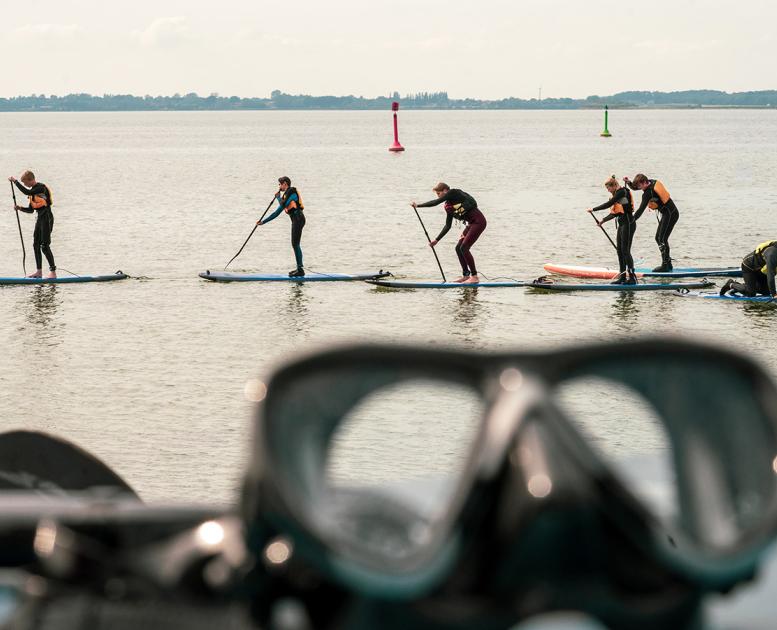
[1,89,776,111]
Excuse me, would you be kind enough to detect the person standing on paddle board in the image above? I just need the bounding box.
[411,183,487,284]
[8,171,56,279]
[257,176,306,277]
[625,174,680,272]
[719,241,777,298]
[587,176,637,285]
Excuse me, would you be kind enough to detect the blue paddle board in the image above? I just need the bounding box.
[529,280,715,292]
[638,267,740,278]
[675,291,776,303]
[366,279,527,288]
[200,270,390,282]
[0,272,128,285]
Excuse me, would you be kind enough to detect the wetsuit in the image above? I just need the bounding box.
[262,187,305,274]
[14,180,55,272]
[631,179,679,271]
[725,242,777,297]
[593,187,636,283]
[417,189,487,277]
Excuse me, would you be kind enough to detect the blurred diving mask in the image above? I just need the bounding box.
[241,338,777,630]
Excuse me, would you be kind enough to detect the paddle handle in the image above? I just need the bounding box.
[10,182,26,275]
[224,192,279,270]
[413,206,447,283]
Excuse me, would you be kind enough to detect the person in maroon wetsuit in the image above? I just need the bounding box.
[411,183,487,284]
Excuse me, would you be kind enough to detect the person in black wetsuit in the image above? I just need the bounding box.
[587,176,637,285]
[257,176,306,277]
[411,183,487,284]
[8,170,56,279]
[625,174,680,272]
[719,241,777,298]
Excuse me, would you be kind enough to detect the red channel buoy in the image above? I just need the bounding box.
[388,101,405,152]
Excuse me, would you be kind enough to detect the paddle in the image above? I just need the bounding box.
[412,204,447,283]
[10,182,27,276]
[588,210,618,251]
[589,210,639,282]
[224,192,279,270]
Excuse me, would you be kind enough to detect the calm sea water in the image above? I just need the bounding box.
[1,109,776,504]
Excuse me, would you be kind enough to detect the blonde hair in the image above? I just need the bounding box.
[604,175,619,190]
[432,182,450,193]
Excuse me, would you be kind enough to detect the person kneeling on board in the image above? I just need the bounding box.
[587,176,637,285]
[625,174,680,272]
[8,171,56,279]
[411,183,487,284]
[257,176,306,277]
[719,241,777,298]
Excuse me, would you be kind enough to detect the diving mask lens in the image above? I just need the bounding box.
[261,360,484,575]
[553,351,777,562]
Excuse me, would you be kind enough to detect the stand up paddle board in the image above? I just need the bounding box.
[543,263,741,279]
[366,279,527,288]
[200,270,391,282]
[675,290,775,303]
[0,272,128,285]
[529,280,715,292]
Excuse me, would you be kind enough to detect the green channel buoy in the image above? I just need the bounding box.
[600,105,612,137]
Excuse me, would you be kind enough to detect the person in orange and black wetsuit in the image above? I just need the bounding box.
[8,170,56,279]
[587,176,637,285]
[411,182,487,284]
[625,174,680,272]
[257,176,306,277]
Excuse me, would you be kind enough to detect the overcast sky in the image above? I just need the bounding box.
[1,0,774,99]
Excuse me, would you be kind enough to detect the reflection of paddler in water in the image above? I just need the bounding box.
[625,174,680,272]
[286,283,308,316]
[611,291,638,322]
[26,285,61,329]
[257,176,306,277]
[453,286,482,330]
[587,176,637,285]
[283,283,311,334]
[8,171,56,279]
[720,241,777,298]
[411,183,487,284]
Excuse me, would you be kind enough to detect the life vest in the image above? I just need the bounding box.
[282,187,304,214]
[446,202,470,221]
[751,240,777,274]
[29,184,53,210]
[446,190,478,220]
[611,187,634,215]
[647,180,670,210]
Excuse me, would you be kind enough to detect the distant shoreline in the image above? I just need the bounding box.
[3,109,777,114]
[1,90,776,112]
[2,106,775,113]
